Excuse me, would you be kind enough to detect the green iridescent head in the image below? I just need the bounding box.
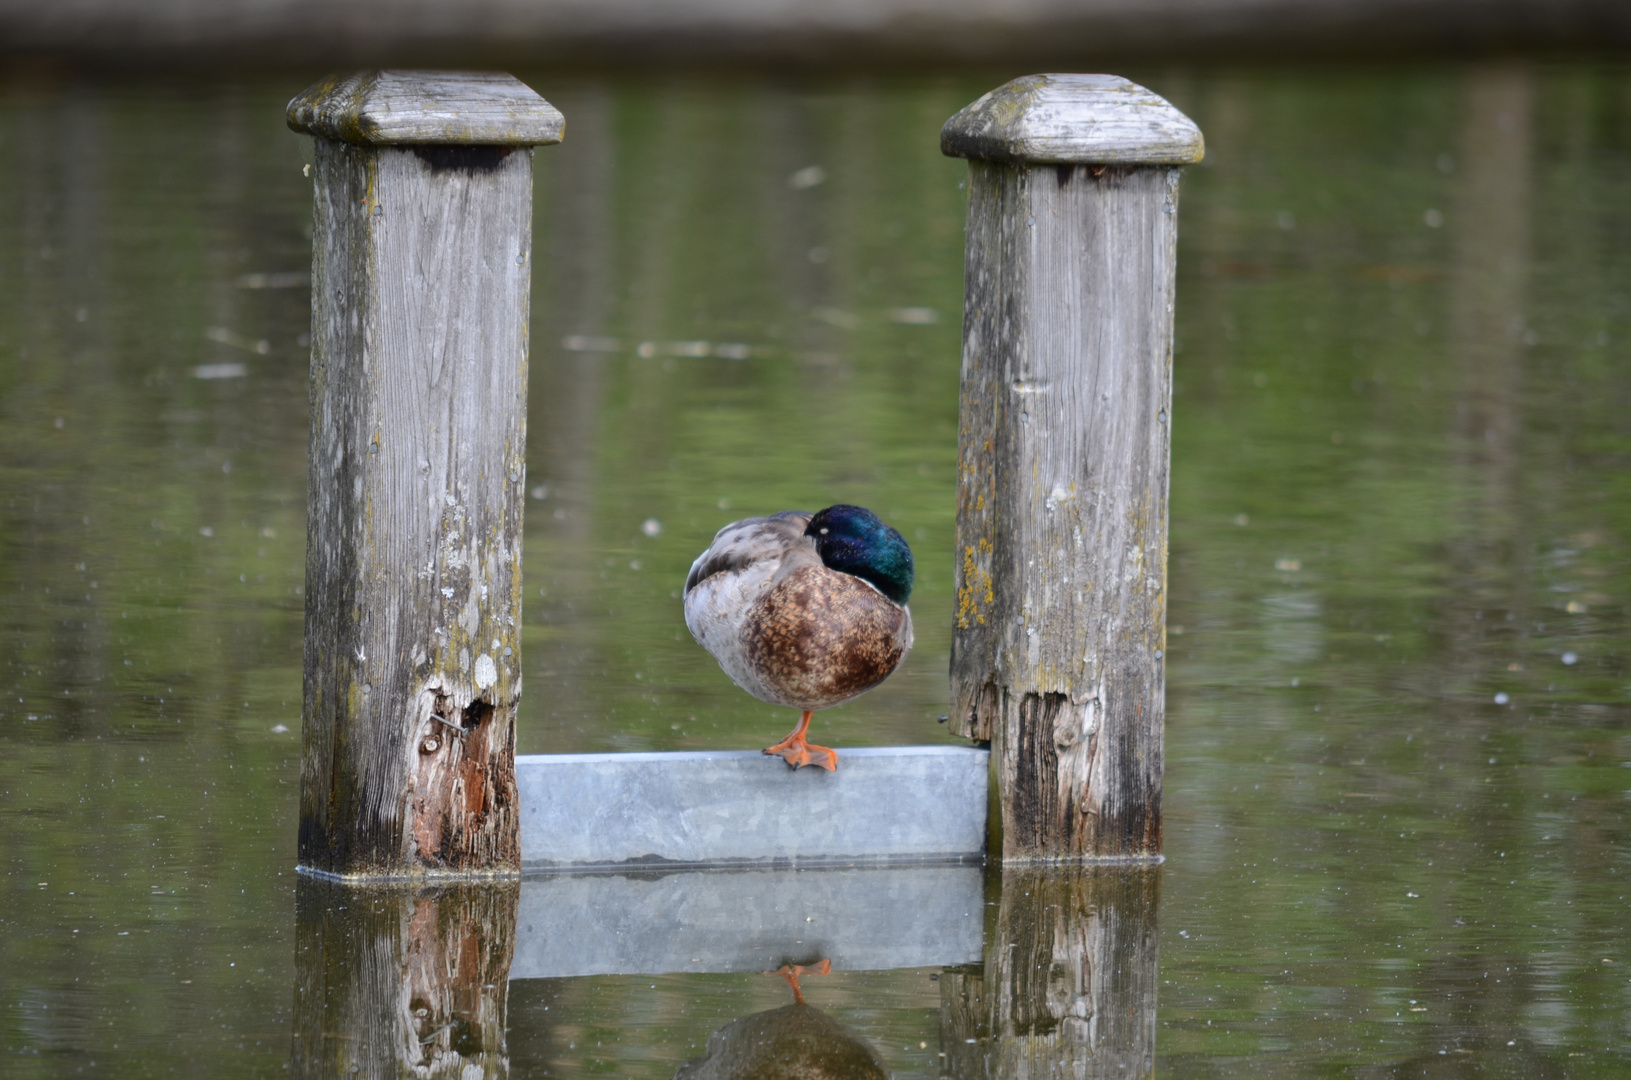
[805,504,914,605]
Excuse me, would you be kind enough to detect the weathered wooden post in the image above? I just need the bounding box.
[288,71,563,879]
[943,75,1202,861]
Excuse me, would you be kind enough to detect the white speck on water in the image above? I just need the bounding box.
[1561,651,1578,665]
[788,165,825,189]
[1424,208,1444,228]
[271,724,289,733]
[1494,692,1509,705]
[562,334,620,353]
[642,517,662,537]
[531,484,550,500]
[474,653,497,689]
[888,306,938,325]
[199,526,214,538]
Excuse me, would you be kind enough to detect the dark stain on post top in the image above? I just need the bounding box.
[411,145,514,174]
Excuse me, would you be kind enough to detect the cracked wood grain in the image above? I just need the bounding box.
[944,76,1197,861]
[294,72,558,880]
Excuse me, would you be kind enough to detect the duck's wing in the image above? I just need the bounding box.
[684,510,812,595]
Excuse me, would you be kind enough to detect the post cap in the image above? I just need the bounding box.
[288,70,564,146]
[942,74,1202,166]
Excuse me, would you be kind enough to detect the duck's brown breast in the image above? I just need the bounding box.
[741,564,910,710]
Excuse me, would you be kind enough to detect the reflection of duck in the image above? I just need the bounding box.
[684,505,914,772]
[674,962,888,1080]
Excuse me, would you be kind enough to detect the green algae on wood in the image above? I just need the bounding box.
[292,71,562,880]
[943,75,1198,862]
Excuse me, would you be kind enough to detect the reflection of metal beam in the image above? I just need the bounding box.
[517,745,988,868]
[510,864,985,978]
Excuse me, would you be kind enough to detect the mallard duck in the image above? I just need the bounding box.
[683,504,914,771]
[673,960,889,1080]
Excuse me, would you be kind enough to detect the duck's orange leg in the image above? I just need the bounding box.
[767,959,833,1004]
[763,711,837,771]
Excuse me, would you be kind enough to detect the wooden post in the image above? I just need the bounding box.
[940,866,1160,1078]
[942,75,1202,861]
[291,878,520,1078]
[287,71,563,880]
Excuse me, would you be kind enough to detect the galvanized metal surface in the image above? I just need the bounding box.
[516,746,988,868]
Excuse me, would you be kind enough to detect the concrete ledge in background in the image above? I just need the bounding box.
[2,0,1627,69]
[510,862,986,978]
[516,745,988,870]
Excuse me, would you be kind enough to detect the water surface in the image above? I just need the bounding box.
[1,63,1628,1076]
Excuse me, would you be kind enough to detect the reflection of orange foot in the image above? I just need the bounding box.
[767,959,833,1005]
[763,711,838,771]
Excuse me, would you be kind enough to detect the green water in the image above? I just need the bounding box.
[2,64,1629,1076]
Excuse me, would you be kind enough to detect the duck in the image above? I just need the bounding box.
[683,504,914,771]
[673,960,889,1080]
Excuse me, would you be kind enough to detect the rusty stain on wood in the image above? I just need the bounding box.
[292,72,558,881]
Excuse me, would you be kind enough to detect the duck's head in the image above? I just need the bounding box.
[805,505,913,605]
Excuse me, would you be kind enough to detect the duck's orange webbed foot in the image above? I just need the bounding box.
[763,711,837,771]
[766,959,833,1004]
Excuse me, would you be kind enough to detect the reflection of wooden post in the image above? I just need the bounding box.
[292,879,520,1078]
[1446,64,1531,629]
[287,72,563,878]
[940,867,1160,1078]
[942,75,1202,860]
